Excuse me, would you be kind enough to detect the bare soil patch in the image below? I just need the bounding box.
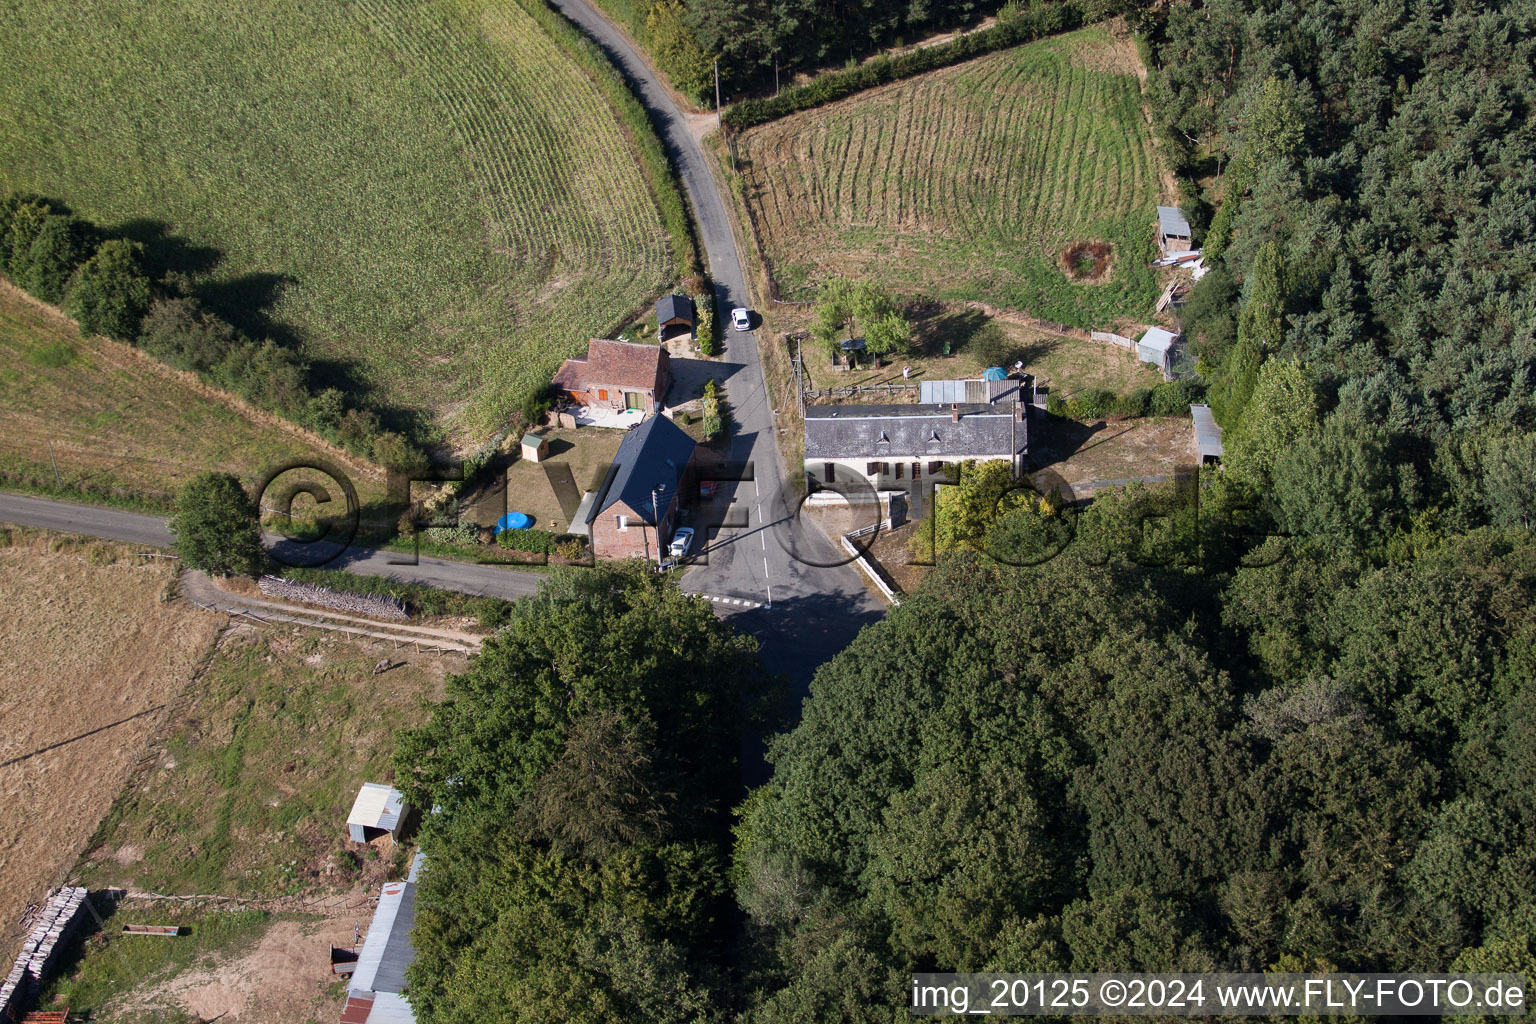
[124,916,354,1024]
[0,534,221,947]
[1061,240,1112,282]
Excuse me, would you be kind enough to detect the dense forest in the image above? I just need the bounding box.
[392,0,1536,1018]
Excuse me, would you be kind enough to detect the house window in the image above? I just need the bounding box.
[928,461,944,476]
[866,461,880,476]
[894,462,904,480]
[597,388,609,401]
[912,462,921,479]
[823,463,836,482]
[616,514,628,531]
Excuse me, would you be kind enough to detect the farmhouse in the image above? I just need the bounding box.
[553,338,671,415]
[656,293,695,339]
[585,414,697,561]
[1156,205,1193,255]
[346,783,409,845]
[340,853,425,1024]
[804,401,1029,515]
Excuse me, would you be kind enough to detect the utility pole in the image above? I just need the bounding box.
[48,442,60,487]
[715,58,736,174]
[651,486,662,565]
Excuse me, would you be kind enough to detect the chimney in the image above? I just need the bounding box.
[951,403,960,422]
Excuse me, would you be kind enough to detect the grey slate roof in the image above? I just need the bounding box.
[656,293,695,326]
[591,414,696,522]
[1157,205,1192,238]
[804,404,1027,460]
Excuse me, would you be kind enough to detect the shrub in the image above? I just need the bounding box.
[474,595,514,629]
[695,290,718,356]
[169,471,264,576]
[21,214,90,304]
[969,322,1020,368]
[422,525,480,547]
[372,431,427,475]
[496,527,553,553]
[139,296,239,372]
[63,238,152,341]
[1111,387,1153,418]
[1150,378,1206,417]
[675,410,694,426]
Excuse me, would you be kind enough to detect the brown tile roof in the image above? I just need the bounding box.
[580,339,664,390]
[552,357,587,392]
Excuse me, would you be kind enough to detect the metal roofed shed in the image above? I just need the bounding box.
[919,377,1027,404]
[342,856,426,1023]
[1191,404,1224,463]
[1136,327,1179,375]
[347,784,409,844]
[1157,205,1193,253]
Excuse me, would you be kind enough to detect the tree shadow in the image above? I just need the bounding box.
[108,218,221,279]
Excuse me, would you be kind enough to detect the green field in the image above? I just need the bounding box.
[0,284,385,511]
[737,25,1164,325]
[0,0,680,438]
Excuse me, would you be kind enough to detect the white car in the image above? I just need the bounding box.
[668,527,695,559]
[731,307,751,331]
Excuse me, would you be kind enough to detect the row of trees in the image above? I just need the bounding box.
[812,278,912,358]
[0,192,425,473]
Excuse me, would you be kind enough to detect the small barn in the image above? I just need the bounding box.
[347,783,408,844]
[1136,327,1179,377]
[1191,404,1224,464]
[521,433,549,463]
[656,294,695,339]
[1157,205,1193,255]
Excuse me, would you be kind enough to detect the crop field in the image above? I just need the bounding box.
[0,284,384,511]
[0,0,677,437]
[737,25,1164,326]
[0,533,222,949]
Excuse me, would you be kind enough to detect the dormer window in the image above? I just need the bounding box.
[928,429,941,443]
[876,431,890,443]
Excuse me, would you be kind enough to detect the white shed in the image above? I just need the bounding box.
[1137,327,1178,375]
[347,783,408,844]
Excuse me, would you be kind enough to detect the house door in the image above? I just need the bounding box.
[625,391,645,411]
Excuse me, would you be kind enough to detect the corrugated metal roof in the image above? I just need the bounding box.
[1157,205,1191,237]
[804,404,1026,460]
[347,784,404,832]
[919,378,1024,404]
[1191,404,1224,458]
[362,993,417,1024]
[351,878,417,998]
[919,379,967,404]
[1138,327,1178,352]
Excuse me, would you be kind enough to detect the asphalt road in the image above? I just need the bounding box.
[0,492,541,599]
[547,0,886,694]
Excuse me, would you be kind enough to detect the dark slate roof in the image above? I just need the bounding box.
[656,293,695,325]
[1157,205,1192,237]
[591,414,696,522]
[804,404,1027,460]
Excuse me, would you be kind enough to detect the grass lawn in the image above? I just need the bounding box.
[466,427,628,535]
[736,23,1165,328]
[0,283,384,511]
[75,628,461,899]
[0,0,677,438]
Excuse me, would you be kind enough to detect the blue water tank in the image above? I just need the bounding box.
[495,512,532,533]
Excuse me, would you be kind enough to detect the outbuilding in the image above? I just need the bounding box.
[520,433,549,463]
[1136,327,1178,376]
[340,852,425,1024]
[1157,205,1193,254]
[1191,404,1224,464]
[347,783,409,845]
[656,294,695,339]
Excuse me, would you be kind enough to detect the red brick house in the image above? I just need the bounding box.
[585,414,697,561]
[552,338,671,415]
